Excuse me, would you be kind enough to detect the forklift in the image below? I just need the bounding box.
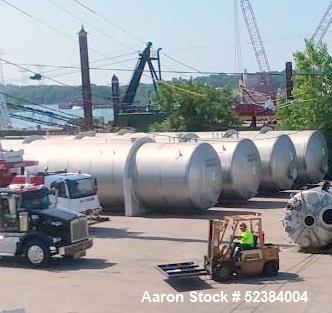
[157,214,280,281]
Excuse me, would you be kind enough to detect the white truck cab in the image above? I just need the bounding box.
[12,172,102,216]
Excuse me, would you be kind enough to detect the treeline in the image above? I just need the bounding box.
[1,72,286,106]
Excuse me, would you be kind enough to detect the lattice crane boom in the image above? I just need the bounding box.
[239,0,271,82]
[311,1,332,45]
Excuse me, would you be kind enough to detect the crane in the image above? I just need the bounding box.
[234,0,274,119]
[239,0,272,91]
[310,1,332,45]
[122,42,162,112]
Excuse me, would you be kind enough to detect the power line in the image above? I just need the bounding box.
[5,51,138,84]
[0,0,134,63]
[0,91,80,119]
[4,61,331,77]
[45,58,138,79]
[0,0,74,41]
[0,57,112,104]
[72,0,145,44]
[47,0,137,52]
[161,53,203,73]
[47,0,207,96]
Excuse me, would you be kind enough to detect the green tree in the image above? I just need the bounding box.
[277,40,332,177]
[150,82,239,132]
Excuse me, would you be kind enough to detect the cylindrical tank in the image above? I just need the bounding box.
[133,142,222,210]
[208,139,261,200]
[283,187,332,248]
[1,138,222,212]
[261,131,328,185]
[2,138,153,209]
[195,130,328,186]
[231,133,298,191]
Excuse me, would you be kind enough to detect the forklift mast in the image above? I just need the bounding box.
[121,42,162,112]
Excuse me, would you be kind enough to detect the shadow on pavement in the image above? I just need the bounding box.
[229,271,304,285]
[90,226,206,243]
[163,271,303,292]
[165,277,214,292]
[0,256,116,272]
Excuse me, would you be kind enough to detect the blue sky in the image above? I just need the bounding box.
[0,0,331,86]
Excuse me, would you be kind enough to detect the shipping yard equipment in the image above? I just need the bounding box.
[11,171,108,223]
[0,184,93,267]
[157,214,280,282]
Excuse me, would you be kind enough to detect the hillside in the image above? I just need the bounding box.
[1,72,286,107]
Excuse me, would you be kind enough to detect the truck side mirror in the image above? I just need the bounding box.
[50,188,59,205]
[19,212,29,232]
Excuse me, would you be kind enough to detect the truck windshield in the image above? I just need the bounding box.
[66,178,97,199]
[21,188,51,211]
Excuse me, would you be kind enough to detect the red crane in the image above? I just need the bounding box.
[239,0,272,91]
[234,0,274,120]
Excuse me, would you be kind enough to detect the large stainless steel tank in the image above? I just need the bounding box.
[259,131,328,185]
[110,133,260,201]
[208,139,261,200]
[242,133,297,191]
[195,130,328,186]
[2,138,222,212]
[283,187,332,248]
[2,138,153,209]
[133,142,222,210]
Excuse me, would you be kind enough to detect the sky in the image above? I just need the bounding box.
[0,0,331,87]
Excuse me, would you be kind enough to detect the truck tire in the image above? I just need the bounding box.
[263,260,278,277]
[24,239,50,268]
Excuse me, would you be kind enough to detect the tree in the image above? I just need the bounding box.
[150,81,239,132]
[277,40,332,177]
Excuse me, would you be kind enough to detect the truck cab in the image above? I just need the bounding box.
[12,172,102,216]
[0,185,93,267]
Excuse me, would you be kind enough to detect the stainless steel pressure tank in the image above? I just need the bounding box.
[228,132,298,191]
[132,142,222,210]
[260,131,328,185]
[2,138,152,209]
[284,187,332,248]
[208,139,261,200]
[2,138,222,212]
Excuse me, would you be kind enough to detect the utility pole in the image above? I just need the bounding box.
[285,61,293,100]
[78,25,93,130]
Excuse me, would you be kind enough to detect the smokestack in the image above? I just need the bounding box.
[78,25,93,130]
[111,74,120,124]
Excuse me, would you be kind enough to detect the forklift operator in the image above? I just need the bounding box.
[234,222,255,249]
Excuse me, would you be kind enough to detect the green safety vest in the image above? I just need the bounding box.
[240,230,254,245]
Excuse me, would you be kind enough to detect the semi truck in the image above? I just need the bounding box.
[0,184,93,267]
[12,172,102,216]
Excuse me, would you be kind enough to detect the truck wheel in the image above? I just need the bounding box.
[263,260,278,277]
[24,240,50,268]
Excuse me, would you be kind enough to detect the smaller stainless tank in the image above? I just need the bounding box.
[267,131,328,185]
[234,133,298,191]
[133,142,222,211]
[209,139,261,200]
[284,187,332,248]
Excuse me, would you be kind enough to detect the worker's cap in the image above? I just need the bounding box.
[239,222,247,228]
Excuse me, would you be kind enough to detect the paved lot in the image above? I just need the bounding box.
[0,196,331,313]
